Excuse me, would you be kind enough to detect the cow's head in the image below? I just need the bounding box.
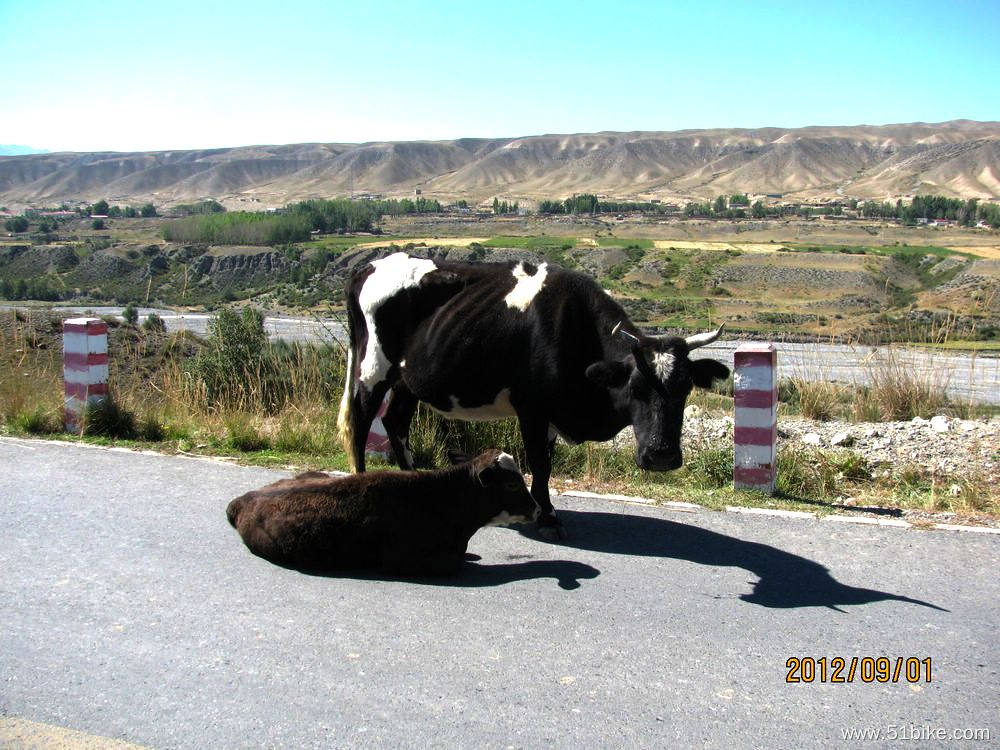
[452,449,540,525]
[585,325,730,471]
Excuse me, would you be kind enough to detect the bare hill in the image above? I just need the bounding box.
[1,121,998,207]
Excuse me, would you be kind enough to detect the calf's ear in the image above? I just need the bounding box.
[690,358,730,389]
[585,360,630,388]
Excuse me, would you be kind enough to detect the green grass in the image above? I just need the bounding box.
[916,340,1000,351]
[595,237,654,249]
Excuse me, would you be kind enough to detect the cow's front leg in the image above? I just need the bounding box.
[519,416,565,541]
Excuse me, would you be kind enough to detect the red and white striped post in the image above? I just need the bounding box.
[63,317,109,433]
[733,342,777,494]
[366,393,392,458]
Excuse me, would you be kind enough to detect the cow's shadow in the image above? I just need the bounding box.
[278,556,600,591]
[521,509,947,612]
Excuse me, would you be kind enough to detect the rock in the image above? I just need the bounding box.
[684,404,702,418]
[911,416,928,425]
[930,416,950,433]
[863,427,881,439]
[802,433,822,446]
[948,484,962,497]
[831,431,854,447]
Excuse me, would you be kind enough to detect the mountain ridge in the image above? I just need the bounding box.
[1,121,998,207]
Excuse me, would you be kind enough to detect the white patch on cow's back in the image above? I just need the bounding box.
[504,262,548,311]
[358,253,438,385]
[433,388,516,421]
[653,351,675,381]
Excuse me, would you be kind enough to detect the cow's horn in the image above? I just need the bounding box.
[612,321,641,345]
[685,323,725,350]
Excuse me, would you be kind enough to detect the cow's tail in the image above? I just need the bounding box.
[336,343,358,472]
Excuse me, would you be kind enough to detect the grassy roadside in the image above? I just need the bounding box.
[3,307,996,524]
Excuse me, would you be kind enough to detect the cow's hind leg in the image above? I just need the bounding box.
[382,385,419,470]
[519,415,565,541]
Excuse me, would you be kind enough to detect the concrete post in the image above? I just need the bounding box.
[733,342,777,494]
[63,318,109,433]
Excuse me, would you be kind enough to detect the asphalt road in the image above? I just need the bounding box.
[1,438,997,749]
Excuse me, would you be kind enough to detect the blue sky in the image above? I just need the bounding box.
[2,0,997,152]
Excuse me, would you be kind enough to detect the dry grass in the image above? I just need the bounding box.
[948,245,1000,260]
[852,354,953,421]
[0,311,64,433]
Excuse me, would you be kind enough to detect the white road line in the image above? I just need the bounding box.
[0,438,37,450]
[932,523,1000,535]
[559,489,656,505]
[725,506,816,519]
[822,515,911,528]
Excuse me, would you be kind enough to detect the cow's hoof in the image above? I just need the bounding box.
[536,515,567,541]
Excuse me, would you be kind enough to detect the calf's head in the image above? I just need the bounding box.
[454,449,540,525]
[586,325,730,471]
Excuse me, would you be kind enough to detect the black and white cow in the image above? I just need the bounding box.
[337,252,730,538]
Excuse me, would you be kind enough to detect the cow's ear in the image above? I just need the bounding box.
[690,359,730,389]
[585,360,630,388]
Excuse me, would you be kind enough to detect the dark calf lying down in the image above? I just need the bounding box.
[226,450,539,574]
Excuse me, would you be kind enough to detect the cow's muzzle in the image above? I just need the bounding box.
[637,448,683,471]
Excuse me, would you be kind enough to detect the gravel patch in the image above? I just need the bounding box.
[610,409,1000,483]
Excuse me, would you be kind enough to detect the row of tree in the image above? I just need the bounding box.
[859,196,999,226]
[174,200,226,216]
[537,194,603,215]
[683,200,841,219]
[492,198,519,215]
[540,193,759,216]
[82,199,157,218]
[0,277,63,301]
[160,197,450,245]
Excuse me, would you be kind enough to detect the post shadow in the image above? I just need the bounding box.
[522,509,947,612]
